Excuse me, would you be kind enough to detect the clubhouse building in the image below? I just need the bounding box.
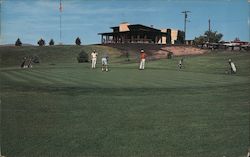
[98,22,185,44]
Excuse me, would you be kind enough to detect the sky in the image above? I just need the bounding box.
[0,0,249,45]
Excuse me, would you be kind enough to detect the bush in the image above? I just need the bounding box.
[15,38,22,46]
[32,56,40,63]
[77,50,89,63]
[125,52,130,61]
[167,52,173,59]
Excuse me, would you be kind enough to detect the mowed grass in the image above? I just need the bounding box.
[0,48,250,157]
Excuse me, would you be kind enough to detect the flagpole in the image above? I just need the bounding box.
[0,0,2,42]
[60,13,61,43]
[59,0,62,44]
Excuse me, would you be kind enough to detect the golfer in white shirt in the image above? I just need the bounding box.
[91,50,98,69]
[101,54,109,72]
[228,59,236,74]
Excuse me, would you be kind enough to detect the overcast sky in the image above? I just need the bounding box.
[0,0,249,45]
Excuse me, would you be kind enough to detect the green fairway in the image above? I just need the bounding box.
[0,46,250,157]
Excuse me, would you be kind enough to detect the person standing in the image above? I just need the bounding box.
[27,58,33,68]
[139,49,146,70]
[179,58,184,69]
[91,50,98,69]
[101,54,109,72]
[20,57,27,68]
[228,59,236,74]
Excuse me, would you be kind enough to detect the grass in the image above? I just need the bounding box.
[0,46,250,157]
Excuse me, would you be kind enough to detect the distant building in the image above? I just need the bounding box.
[98,22,184,44]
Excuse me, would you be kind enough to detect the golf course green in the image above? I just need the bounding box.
[0,46,249,157]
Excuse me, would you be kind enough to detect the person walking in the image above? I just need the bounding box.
[139,49,146,70]
[91,50,98,69]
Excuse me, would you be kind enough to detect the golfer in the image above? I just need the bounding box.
[101,54,109,72]
[91,50,98,69]
[20,57,27,68]
[179,58,184,69]
[228,59,236,74]
[139,49,146,70]
[27,58,33,68]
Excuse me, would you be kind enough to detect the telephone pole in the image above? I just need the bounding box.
[181,11,191,41]
[208,18,211,43]
[208,19,211,32]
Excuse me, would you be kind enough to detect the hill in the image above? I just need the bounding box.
[0,45,122,67]
[0,44,207,68]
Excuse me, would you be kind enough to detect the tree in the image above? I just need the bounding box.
[37,38,45,46]
[194,36,206,45]
[49,39,55,46]
[204,30,223,43]
[15,38,22,46]
[234,37,240,42]
[194,30,223,45]
[75,37,81,45]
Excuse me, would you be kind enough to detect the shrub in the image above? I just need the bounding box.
[15,38,22,46]
[77,50,89,63]
[167,52,173,59]
[32,56,40,63]
[125,52,130,61]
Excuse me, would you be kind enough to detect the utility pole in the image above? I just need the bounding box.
[181,11,191,41]
[208,19,211,32]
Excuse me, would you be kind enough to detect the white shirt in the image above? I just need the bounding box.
[91,52,98,59]
[230,62,236,72]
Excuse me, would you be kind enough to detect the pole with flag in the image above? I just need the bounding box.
[59,0,62,44]
[0,0,2,41]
